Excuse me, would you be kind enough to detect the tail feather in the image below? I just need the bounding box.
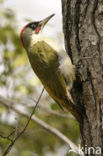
[63,92,81,121]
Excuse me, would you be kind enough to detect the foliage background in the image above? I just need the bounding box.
[0,0,80,156]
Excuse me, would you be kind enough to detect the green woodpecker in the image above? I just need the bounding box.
[20,14,77,118]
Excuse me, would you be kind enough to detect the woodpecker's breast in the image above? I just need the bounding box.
[28,34,75,83]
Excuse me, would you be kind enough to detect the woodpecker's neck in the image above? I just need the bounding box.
[30,33,43,45]
[31,33,62,53]
[21,28,42,49]
[21,28,32,48]
[22,27,62,53]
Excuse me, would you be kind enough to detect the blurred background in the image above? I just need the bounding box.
[0,0,80,155]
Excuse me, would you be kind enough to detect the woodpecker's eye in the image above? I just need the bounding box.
[28,22,39,30]
[28,22,41,33]
[29,24,36,30]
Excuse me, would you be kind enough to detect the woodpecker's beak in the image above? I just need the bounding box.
[39,14,55,30]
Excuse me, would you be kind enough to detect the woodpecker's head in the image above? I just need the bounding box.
[20,14,55,48]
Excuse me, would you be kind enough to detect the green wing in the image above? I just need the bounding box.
[27,41,70,109]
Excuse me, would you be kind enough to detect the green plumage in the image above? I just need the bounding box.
[27,41,67,102]
[21,15,80,120]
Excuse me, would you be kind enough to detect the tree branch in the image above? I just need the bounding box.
[1,88,44,156]
[0,129,15,142]
[40,107,75,119]
[0,95,84,156]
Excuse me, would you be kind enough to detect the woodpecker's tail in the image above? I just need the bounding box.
[63,92,81,121]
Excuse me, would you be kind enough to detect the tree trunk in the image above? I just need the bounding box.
[61,0,103,155]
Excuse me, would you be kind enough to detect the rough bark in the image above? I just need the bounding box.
[61,0,103,155]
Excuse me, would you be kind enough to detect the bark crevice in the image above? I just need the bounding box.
[62,0,73,60]
[74,0,81,54]
[91,0,100,38]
